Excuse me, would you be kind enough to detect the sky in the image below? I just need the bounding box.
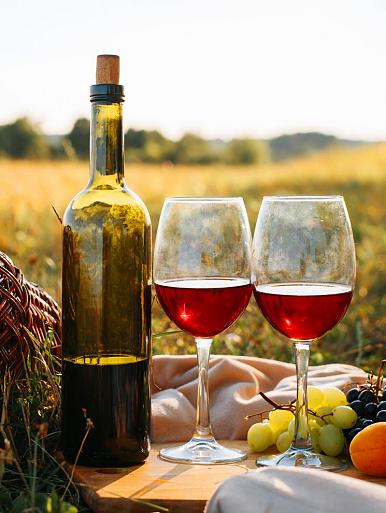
[1,0,386,140]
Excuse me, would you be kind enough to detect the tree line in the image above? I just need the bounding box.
[0,117,270,165]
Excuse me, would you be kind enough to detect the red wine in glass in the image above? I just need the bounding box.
[156,278,252,338]
[253,282,353,341]
[252,196,356,470]
[154,197,252,464]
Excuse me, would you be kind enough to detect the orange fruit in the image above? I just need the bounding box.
[350,422,386,477]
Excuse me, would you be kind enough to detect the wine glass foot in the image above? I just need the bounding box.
[159,437,247,465]
[256,448,348,471]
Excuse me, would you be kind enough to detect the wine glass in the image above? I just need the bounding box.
[154,197,252,464]
[252,196,355,470]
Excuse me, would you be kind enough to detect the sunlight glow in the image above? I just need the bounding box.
[1,0,385,140]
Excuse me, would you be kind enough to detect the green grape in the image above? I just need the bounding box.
[276,431,292,453]
[310,428,321,453]
[288,418,296,439]
[319,424,345,456]
[287,416,309,440]
[270,424,285,443]
[315,406,334,426]
[331,406,358,429]
[308,386,324,410]
[322,387,348,408]
[268,409,294,431]
[308,418,321,430]
[247,422,273,452]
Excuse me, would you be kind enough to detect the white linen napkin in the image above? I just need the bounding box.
[205,467,386,513]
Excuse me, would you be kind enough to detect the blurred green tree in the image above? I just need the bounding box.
[225,138,270,165]
[174,133,219,164]
[125,129,175,163]
[68,118,90,159]
[49,137,76,160]
[125,128,147,149]
[0,118,50,159]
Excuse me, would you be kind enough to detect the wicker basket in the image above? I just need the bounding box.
[0,251,61,374]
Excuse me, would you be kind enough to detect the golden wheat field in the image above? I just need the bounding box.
[1,144,385,369]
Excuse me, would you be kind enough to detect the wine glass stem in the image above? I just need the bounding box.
[194,338,214,440]
[292,342,312,451]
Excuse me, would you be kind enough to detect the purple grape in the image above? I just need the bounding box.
[364,402,378,419]
[350,400,365,416]
[346,388,360,403]
[355,418,373,429]
[346,427,362,443]
[378,401,386,411]
[376,410,386,422]
[358,389,375,404]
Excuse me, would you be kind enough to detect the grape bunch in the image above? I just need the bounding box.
[344,383,386,444]
[247,386,358,457]
[247,361,386,456]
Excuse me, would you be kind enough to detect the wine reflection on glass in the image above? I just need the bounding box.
[252,196,355,470]
[154,197,252,464]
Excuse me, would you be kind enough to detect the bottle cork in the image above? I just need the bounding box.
[96,55,120,84]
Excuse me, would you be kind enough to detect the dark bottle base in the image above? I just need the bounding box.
[61,357,151,468]
[63,439,150,468]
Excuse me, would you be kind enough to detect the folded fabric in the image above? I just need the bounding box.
[151,355,366,443]
[205,467,386,513]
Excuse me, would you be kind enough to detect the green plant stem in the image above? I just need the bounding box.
[152,330,182,339]
[30,435,39,509]
[61,425,92,501]
[31,436,80,503]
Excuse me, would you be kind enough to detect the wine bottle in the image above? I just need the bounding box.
[61,55,152,467]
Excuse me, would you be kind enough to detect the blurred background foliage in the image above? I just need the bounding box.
[0,116,367,165]
[0,141,384,372]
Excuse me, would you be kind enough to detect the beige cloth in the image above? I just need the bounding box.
[205,467,386,513]
[151,355,366,442]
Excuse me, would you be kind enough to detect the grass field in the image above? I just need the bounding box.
[0,144,385,370]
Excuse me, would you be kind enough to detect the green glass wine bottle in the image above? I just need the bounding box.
[61,55,151,467]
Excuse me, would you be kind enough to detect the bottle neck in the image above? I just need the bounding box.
[89,102,124,186]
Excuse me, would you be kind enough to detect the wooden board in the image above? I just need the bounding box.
[72,441,386,513]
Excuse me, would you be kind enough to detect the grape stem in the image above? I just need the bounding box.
[375,359,386,403]
[244,392,321,421]
[244,393,295,420]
